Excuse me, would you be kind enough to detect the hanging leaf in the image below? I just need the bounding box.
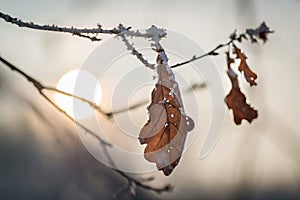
[233,44,258,86]
[246,22,274,43]
[139,49,194,176]
[225,52,258,125]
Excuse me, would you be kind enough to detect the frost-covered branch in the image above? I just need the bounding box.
[118,25,155,69]
[171,22,273,68]
[0,11,166,41]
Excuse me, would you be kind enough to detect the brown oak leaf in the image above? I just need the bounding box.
[234,44,257,86]
[139,49,194,176]
[225,52,258,125]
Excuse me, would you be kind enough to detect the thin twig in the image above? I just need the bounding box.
[44,86,150,118]
[0,56,110,146]
[170,40,233,68]
[114,170,173,194]
[43,86,107,114]
[106,99,149,118]
[119,31,155,69]
[170,22,273,68]
[72,32,102,41]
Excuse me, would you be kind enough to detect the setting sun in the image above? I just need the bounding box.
[55,69,102,120]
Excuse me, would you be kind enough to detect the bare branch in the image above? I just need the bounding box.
[106,81,207,118]
[106,99,149,118]
[170,40,233,68]
[171,22,274,68]
[0,56,111,146]
[0,55,172,196]
[185,82,207,93]
[72,32,102,41]
[43,87,151,118]
[43,86,107,114]
[114,170,173,194]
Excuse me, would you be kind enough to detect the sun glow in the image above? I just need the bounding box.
[55,69,102,120]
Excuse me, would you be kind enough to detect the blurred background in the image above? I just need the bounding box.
[0,0,300,199]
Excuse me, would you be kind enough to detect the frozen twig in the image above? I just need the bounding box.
[118,25,155,69]
[171,22,273,68]
[0,11,166,41]
[171,40,233,68]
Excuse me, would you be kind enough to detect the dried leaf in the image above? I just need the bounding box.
[225,52,258,125]
[246,22,274,43]
[234,44,257,86]
[139,50,194,176]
